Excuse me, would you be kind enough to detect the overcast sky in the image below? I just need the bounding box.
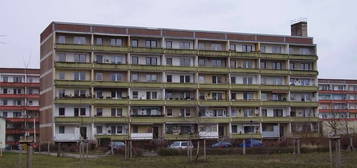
[0,0,356,79]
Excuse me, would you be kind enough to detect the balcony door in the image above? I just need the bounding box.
[80,127,87,140]
[153,126,159,139]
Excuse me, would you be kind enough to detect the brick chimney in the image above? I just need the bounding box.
[291,21,308,37]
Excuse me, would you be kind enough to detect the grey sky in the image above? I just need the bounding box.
[0,0,356,79]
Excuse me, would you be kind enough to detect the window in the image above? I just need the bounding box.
[243,61,253,68]
[273,109,283,117]
[111,108,122,117]
[212,76,222,84]
[146,91,158,100]
[58,36,66,44]
[96,126,103,134]
[212,92,223,100]
[166,41,172,48]
[242,45,253,52]
[145,57,158,65]
[74,54,86,63]
[96,55,103,63]
[74,72,86,80]
[95,38,103,45]
[112,56,124,64]
[59,126,65,134]
[73,36,86,44]
[133,91,138,99]
[3,88,7,94]
[111,73,122,81]
[145,40,157,48]
[74,108,79,116]
[146,74,157,82]
[96,90,103,98]
[110,39,122,46]
[132,56,139,64]
[59,107,65,116]
[2,99,7,105]
[131,40,138,48]
[273,62,282,70]
[230,44,236,51]
[166,109,172,116]
[2,76,8,82]
[96,73,103,81]
[116,126,123,134]
[179,57,190,66]
[179,42,190,49]
[2,112,7,118]
[180,75,190,83]
[14,112,21,117]
[232,125,238,133]
[167,75,172,83]
[58,53,66,62]
[13,76,22,83]
[96,108,103,116]
[262,109,267,117]
[80,108,86,116]
[243,76,253,84]
[272,46,282,53]
[211,44,222,51]
[166,58,172,65]
[132,73,139,81]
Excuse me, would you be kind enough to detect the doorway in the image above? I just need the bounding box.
[80,127,87,139]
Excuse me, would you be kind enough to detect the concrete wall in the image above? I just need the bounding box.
[0,118,5,149]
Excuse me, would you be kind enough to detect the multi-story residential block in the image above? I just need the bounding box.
[319,79,357,135]
[39,21,319,144]
[0,68,40,148]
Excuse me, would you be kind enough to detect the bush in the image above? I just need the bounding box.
[157,148,187,156]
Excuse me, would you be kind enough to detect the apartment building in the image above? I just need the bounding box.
[319,79,357,135]
[0,68,40,148]
[40,21,319,144]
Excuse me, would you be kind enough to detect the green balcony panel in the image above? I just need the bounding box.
[93,46,129,53]
[131,47,163,54]
[231,101,260,107]
[55,80,92,87]
[260,69,290,75]
[131,65,163,71]
[131,82,164,88]
[231,84,260,90]
[231,52,260,58]
[95,134,129,140]
[55,62,92,70]
[198,117,231,123]
[55,117,92,124]
[290,101,318,107]
[289,55,318,60]
[231,117,261,122]
[93,64,130,71]
[55,98,92,104]
[164,117,197,123]
[231,134,262,139]
[290,70,318,76]
[164,49,197,55]
[199,100,230,106]
[93,99,129,105]
[165,83,197,89]
[260,53,288,60]
[198,50,228,57]
[230,68,260,73]
[93,117,129,123]
[130,100,165,105]
[131,117,164,123]
[165,134,198,140]
[261,101,290,106]
[290,117,320,122]
[92,81,129,88]
[199,83,229,89]
[56,44,91,51]
[165,100,197,106]
[165,66,197,72]
[290,86,318,92]
[198,67,228,73]
[261,117,292,123]
[260,85,290,91]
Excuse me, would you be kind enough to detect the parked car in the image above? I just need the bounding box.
[239,139,263,148]
[211,141,232,148]
[168,141,193,149]
[109,141,125,151]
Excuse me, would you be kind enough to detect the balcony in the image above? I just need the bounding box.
[55,62,92,70]
[164,48,197,55]
[130,82,164,88]
[55,117,92,124]
[290,85,318,92]
[165,66,196,72]
[260,53,289,60]
[93,45,129,53]
[290,70,318,76]
[197,50,228,57]
[231,117,261,122]
[131,47,163,54]
[164,117,197,123]
[231,100,260,107]
[261,101,290,106]
[131,133,153,140]
[231,84,260,90]
[199,131,219,139]
[165,133,198,140]
[260,85,290,91]
[165,83,197,89]
[131,116,165,123]
[130,100,165,105]
[198,117,230,123]
[93,99,129,105]
[261,117,291,123]
[198,100,231,106]
[199,83,229,89]
[260,69,289,75]
[230,68,260,73]
[55,98,92,104]
[231,52,259,58]
[290,101,318,107]
[198,67,228,73]
[93,64,129,71]
[95,134,128,140]
[289,54,318,60]
[93,117,129,123]
[92,81,129,88]
[231,133,262,139]
[54,133,81,142]
[165,100,197,106]
[56,44,91,51]
[55,80,92,87]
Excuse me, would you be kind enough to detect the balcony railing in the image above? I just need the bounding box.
[131,133,153,140]
[231,133,262,139]
[95,134,128,140]
[199,131,219,139]
[165,133,198,140]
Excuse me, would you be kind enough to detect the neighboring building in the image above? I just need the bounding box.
[319,79,357,136]
[0,68,40,148]
[39,21,319,144]
[0,118,5,149]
